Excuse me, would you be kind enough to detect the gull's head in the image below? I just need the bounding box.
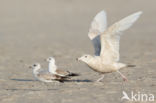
[30,63,41,69]
[77,54,93,63]
[46,57,55,63]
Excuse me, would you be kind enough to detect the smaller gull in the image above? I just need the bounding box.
[46,57,79,77]
[77,10,142,82]
[30,63,69,82]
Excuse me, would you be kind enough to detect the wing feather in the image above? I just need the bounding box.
[55,69,69,77]
[100,11,142,62]
[88,10,107,56]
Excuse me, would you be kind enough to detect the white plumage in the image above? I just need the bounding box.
[30,63,68,83]
[78,10,142,82]
[47,57,79,77]
[88,10,107,56]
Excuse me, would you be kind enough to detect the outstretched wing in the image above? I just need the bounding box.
[100,11,142,62]
[88,10,107,56]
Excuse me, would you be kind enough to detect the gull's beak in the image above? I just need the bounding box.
[76,57,80,61]
[76,58,78,61]
[29,65,32,69]
[44,59,47,61]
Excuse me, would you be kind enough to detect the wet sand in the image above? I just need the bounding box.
[0,0,156,103]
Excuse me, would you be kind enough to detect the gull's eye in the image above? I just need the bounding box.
[33,64,37,67]
[85,56,87,58]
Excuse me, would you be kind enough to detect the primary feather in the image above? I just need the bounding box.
[100,11,142,62]
[88,10,107,55]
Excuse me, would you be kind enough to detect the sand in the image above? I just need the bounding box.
[0,0,156,103]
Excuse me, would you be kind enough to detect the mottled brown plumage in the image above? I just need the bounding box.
[31,63,69,83]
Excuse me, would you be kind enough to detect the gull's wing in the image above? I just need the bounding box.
[55,69,79,77]
[88,10,107,56]
[38,71,67,80]
[55,69,69,77]
[37,73,59,80]
[100,11,142,62]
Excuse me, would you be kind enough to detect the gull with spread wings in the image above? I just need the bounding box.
[77,10,142,82]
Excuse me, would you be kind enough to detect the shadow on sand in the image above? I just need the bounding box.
[10,78,93,83]
[10,78,36,82]
[66,79,93,82]
[7,79,93,91]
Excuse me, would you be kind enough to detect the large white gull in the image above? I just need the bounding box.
[77,10,142,82]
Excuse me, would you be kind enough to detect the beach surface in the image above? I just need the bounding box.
[0,0,156,103]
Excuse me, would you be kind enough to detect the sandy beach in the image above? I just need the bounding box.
[0,0,156,103]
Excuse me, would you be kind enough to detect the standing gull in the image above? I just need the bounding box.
[77,10,142,82]
[46,57,79,77]
[30,63,68,82]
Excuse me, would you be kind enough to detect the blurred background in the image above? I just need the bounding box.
[0,0,155,103]
[0,0,155,59]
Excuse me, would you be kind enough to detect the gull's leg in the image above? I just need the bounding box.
[96,74,105,82]
[117,70,128,81]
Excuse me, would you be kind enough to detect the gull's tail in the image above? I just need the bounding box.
[118,63,136,69]
[126,64,136,67]
[68,72,80,76]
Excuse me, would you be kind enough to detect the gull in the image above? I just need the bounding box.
[77,10,142,82]
[30,63,69,82]
[46,57,79,77]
